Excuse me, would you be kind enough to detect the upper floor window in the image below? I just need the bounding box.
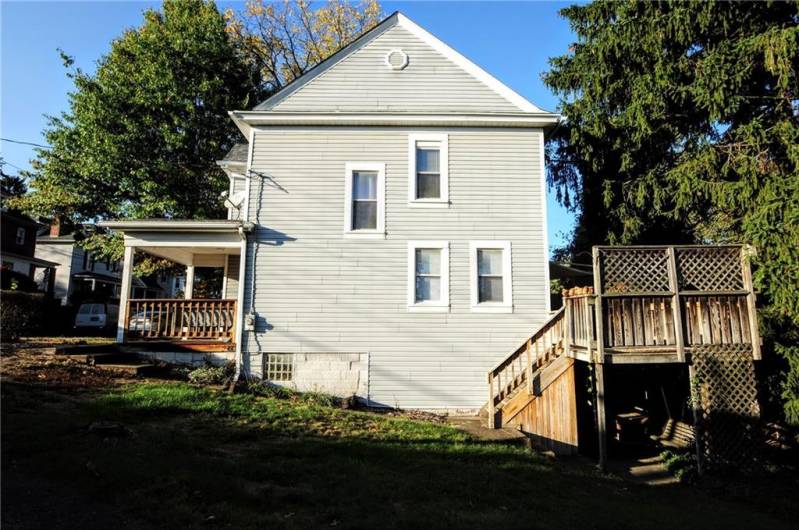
[344,162,385,237]
[470,241,513,313]
[15,227,26,245]
[82,251,96,272]
[407,241,449,312]
[408,133,448,206]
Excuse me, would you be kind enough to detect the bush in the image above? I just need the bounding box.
[299,391,340,407]
[241,380,296,399]
[187,362,234,385]
[238,381,340,407]
[1,290,45,341]
[0,269,41,292]
[661,449,698,483]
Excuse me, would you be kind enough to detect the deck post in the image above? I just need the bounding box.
[595,361,608,472]
[116,246,135,343]
[591,247,605,364]
[667,247,686,362]
[185,263,195,299]
[563,297,572,359]
[487,372,496,429]
[741,246,761,360]
[687,363,705,475]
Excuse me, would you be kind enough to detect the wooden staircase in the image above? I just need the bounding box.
[486,307,579,454]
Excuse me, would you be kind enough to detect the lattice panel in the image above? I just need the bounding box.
[677,247,744,292]
[690,345,760,470]
[599,249,670,294]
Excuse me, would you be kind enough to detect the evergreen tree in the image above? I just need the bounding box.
[544,1,799,422]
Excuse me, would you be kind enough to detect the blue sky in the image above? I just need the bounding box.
[1,1,577,252]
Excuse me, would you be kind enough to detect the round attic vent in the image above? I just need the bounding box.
[385,49,409,70]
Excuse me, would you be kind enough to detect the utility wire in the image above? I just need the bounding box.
[1,137,51,149]
[0,159,26,172]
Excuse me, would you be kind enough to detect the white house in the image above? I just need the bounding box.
[36,224,181,305]
[101,12,560,412]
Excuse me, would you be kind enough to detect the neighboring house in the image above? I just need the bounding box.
[1,189,58,289]
[35,223,178,305]
[101,12,560,411]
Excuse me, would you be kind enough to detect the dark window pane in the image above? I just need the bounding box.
[416,173,440,199]
[353,200,377,230]
[478,277,504,303]
[415,276,441,302]
[416,148,440,173]
[353,171,377,200]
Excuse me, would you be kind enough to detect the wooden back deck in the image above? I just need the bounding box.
[487,245,760,434]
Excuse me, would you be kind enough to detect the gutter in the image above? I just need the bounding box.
[99,220,243,232]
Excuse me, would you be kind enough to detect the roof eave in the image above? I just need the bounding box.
[230,111,561,129]
[98,220,244,233]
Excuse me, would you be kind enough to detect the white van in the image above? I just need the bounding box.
[74,302,119,332]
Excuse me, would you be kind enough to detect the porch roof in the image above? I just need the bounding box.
[99,219,243,232]
[98,219,245,267]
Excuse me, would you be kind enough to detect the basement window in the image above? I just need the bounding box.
[265,353,294,382]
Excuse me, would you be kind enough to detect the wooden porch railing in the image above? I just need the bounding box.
[487,307,565,428]
[125,299,237,341]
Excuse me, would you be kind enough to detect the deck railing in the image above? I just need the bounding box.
[487,245,761,428]
[125,299,237,341]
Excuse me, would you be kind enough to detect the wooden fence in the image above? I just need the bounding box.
[125,299,237,341]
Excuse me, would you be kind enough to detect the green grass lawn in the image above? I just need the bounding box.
[2,381,795,529]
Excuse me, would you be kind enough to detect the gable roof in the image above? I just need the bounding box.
[242,12,556,121]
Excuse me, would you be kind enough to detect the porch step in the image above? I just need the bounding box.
[94,363,156,376]
[52,346,154,375]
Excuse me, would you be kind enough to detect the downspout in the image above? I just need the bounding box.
[231,128,255,388]
[231,224,249,388]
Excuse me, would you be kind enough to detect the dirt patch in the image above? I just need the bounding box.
[0,345,133,388]
[366,407,448,423]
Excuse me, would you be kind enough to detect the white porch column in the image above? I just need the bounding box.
[185,263,195,299]
[116,246,135,343]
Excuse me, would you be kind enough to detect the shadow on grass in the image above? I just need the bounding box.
[2,381,795,530]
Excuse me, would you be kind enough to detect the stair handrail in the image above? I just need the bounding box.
[487,307,566,428]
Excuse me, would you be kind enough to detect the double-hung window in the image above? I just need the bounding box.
[15,227,26,245]
[407,241,449,311]
[470,241,512,312]
[344,162,385,237]
[408,133,448,206]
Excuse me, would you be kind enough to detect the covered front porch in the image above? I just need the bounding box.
[99,220,247,352]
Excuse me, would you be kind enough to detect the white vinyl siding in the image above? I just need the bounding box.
[267,25,521,114]
[242,127,548,410]
[224,255,240,299]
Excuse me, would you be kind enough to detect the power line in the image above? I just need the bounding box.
[1,137,51,149]
[0,158,26,172]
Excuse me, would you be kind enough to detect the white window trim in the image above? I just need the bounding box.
[344,162,386,238]
[470,241,513,313]
[408,133,448,207]
[407,240,449,312]
[15,227,26,245]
